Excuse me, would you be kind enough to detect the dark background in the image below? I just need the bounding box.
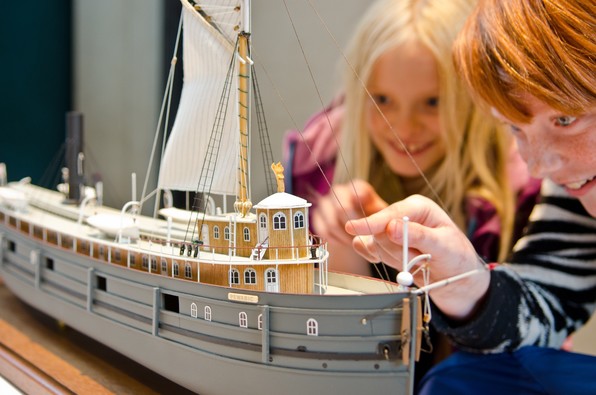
[0,1,182,189]
[0,2,72,187]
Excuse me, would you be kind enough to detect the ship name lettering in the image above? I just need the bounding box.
[228,293,259,304]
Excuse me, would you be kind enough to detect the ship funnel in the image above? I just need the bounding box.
[65,111,84,203]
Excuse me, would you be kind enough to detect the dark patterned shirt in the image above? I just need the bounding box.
[432,180,596,352]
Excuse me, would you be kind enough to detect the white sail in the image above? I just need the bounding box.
[158,1,244,194]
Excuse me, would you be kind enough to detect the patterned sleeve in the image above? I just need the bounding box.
[431,180,596,353]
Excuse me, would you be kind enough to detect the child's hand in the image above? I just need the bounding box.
[347,194,490,321]
[312,179,387,248]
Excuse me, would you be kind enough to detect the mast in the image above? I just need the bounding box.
[234,0,252,217]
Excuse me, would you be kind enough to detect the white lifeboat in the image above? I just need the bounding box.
[0,186,29,211]
[86,213,140,241]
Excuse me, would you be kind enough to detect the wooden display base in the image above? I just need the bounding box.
[0,277,195,395]
[0,319,112,394]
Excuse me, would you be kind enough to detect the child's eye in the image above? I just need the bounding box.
[373,94,389,105]
[426,97,439,107]
[554,116,577,127]
[508,124,522,134]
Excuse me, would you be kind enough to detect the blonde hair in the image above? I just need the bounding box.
[453,0,596,123]
[334,0,515,261]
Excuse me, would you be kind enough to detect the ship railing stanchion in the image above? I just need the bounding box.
[152,287,160,336]
[261,305,270,363]
[87,267,94,312]
[30,249,40,289]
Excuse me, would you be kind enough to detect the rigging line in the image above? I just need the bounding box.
[248,53,362,265]
[153,50,181,219]
[251,68,277,196]
[140,9,184,224]
[247,55,334,194]
[184,38,240,246]
[145,67,176,222]
[38,143,66,190]
[281,0,393,284]
[83,142,121,203]
[192,48,239,242]
[192,2,238,44]
[412,265,489,295]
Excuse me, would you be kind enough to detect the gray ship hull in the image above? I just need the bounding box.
[0,209,417,394]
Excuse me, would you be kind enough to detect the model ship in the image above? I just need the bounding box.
[0,1,421,394]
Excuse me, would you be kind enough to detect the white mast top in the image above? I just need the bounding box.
[243,0,251,33]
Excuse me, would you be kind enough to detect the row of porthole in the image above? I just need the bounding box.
[188,303,319,336]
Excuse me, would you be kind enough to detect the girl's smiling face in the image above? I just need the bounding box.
[494,95,596,217]
[365,41,445,177]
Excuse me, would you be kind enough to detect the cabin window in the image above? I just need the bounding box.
[265,269,279,292]
[204,306,212,321]
[244,268,257,285]
[19,221,29,233]
[184,263,192,279]
[257,314,263,330]
[61,235,72,249]
[190,303,198,318]
[243,227,250,242]
[45,257,54,270]
[259,214,267,229]
[97,275,107,291]
[99,245,105,259]
[161,259,168,274]
[213,226,220,239]
[229,268,240,285]
[47,231,58,245]
[8,240,16,252]
[33,226,43,239]
[266,269,277,284]
[307,318,319,336]
[239,312,248,328]
[224,226,230,240]
[273,212,286,230]
[142,256,149,270]
[173,262,180,277]
[294,211,305,229]
[151,257,158,272]
[163,294,179,313]
[79,241,89,254]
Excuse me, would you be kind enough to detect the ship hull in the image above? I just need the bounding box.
[0,200,416,394]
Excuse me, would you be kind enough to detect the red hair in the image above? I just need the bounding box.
[453,0,596,123]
